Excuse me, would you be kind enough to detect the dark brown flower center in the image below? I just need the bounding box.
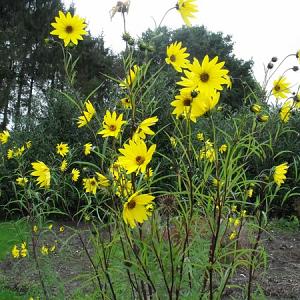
[90,180,96,186]
[109,125,116,131]
[65,25,73,33]
[127,200,136,209]
[183,98,192,106]
[200,72,209,83]
[170,54,176,62]
[274,85,280,91]
[136,155,145,165]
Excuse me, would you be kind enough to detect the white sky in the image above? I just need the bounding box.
[63,0,300,87]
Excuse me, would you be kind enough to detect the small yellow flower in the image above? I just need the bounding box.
[77,100,96,128]
[119,65,140,89]
[0,130,10,144]
[272,76,291,99]
[56,142,69,157]
[165,41,190,72]
[71,168,80,182]
[98,110,126,138]
[279,100,293,123]
[16,177,28,187]
[247,188,254,198]
[60,159,68,172]
[177,55,229,96]
[15,146,25,157]
[176,0,198,27]
[31,161,51,188]
[41,245,49,255]
[7,149,14,159]
[133,116,158,140]
[170,137,177,148]
[33,225,38,233]
[231,205,237,212]
[234,219,241,227]
[240,210,247,218]
[118,139,156,174]
[59,226,65,232]
[20,242,28,258]
[273,162,289,187]
[83,177,98,194]
[123,191,155,228]
[11,245,20,258]
[84,143,93,155]
[50,11,87,47]
[229,231,237,240]
[120,97,132,109]
[26,141,32,149]
[197,132,204,141]
[219,144,227,154]
[48,224,53,230]
[50,245,56,252]
[96,172,110,187]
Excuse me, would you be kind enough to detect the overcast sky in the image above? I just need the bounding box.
[63,0,300,88]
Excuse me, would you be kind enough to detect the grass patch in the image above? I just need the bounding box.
[0,220,29,261]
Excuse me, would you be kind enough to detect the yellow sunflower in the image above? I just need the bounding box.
[120,97,132,109]
[171,88,202,122]
[165,41,190,72]
[123,192,155,228]
[71,168,80,182]
[118,139,156,174]
[98,110,126,138]
[50,11,87,47]
[133,116,158,140]
[119,65,140,89]
[279,100,293,123]
[7,149,14,159]
[273,162,289,187]
[77,100,96,128]
[0,130,10,144]
[272,76,291,99]
[176,0,198,27]
[96,172,110,187]
[60,160,68,172]
[177,55,229,95]
[84,143,93,155]
[83,177,98,195]
[31,161,51,188]
[56,142,69,157]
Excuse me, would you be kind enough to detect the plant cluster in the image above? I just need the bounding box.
[1,1,300,299]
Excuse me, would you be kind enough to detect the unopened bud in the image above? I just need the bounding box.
[138,42,147,51]
[271,57,278,62]
[250,104,262,114]
[293,94,300,102]
[257,114,269,123]
[267,62,274,69]
[292,66,299,72]
[191,90,198,98]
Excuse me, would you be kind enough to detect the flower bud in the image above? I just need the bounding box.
[250,104,262,114]
[257,114,269,123]
[190,90,198,98]
[293,94,300,102]
[267,62,274,69]
[292,66,299,72]
[271,57,278,62]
